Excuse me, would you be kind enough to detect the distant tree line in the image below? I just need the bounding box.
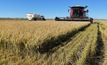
[0,18,27,20]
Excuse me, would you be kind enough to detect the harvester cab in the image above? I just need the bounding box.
[55,5,93,23]
[69,6,88,18]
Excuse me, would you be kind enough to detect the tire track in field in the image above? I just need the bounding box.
[67,23,96,65]
[76,22,104,65]
[91,22,104,65]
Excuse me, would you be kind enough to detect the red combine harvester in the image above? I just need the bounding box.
[55,5,93,23]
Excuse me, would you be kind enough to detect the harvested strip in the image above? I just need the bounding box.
[37,24,96,65]
[76,24,98,65]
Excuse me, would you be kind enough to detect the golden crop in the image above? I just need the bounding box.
[0,19,106,65]
[0,20,89,46]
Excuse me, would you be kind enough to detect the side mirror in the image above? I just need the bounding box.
[87,10,89,12]
[68,9,70,12]
[84,6,88,9]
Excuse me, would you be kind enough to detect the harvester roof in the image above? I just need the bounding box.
[70,5,87,9]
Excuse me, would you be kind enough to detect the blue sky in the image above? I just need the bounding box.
[0,0,107,19]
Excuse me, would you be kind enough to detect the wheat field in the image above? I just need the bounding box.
[0,19,107,65]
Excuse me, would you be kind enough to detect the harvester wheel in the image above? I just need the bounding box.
[90,18,93,23]
[42,18,46,20]
[55,17,59,21]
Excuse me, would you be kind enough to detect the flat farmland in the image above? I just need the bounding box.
[0,19,106,65]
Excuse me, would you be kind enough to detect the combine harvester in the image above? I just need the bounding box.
[55,5,93,23]
[26,13,46,21]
